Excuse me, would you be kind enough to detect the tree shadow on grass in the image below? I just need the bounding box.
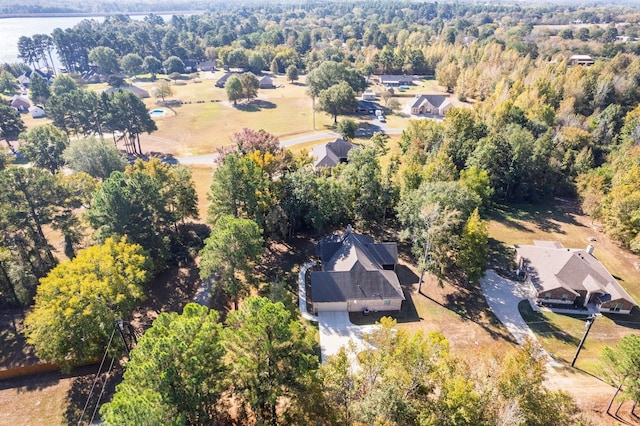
[64,364,124,425]
[234,99,277,112]
[518,300,581,348]
[487,238,520,280]
[489,200,584,235]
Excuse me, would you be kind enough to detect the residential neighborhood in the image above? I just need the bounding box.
[2,1,640,425]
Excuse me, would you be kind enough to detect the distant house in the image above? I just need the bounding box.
[183,59,197,73]
[409,94,452,116]
[104,85,150,99]
[361,89,376,101]
[311,227,404,313]
[259,75,274,89]
[215,72,238,88]
[569,55,594,66]
[29,105,45,118]
[196,60,216,72]
[357,100,383,115]
[17,69,52,89]
[10,95,30,112]
[515,241,637,314]
[313,138,360,169]
[379,75,414,86]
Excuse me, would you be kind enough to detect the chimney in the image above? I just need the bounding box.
[586,244,595,255]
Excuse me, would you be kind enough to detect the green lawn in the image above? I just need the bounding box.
[489,201,640,377]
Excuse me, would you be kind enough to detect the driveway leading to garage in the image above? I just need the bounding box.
[479,269,538,345]
[317,311,377,363]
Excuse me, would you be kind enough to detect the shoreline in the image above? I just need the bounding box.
[0,10,206,19]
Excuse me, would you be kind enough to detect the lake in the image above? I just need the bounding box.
[0,14,178,68]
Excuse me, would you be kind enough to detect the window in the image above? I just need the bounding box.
[561,294,568,302]
[544,292,552,300]
[384,299,390,305]
[610,303,621,312]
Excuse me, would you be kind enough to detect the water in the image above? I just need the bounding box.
[0,17,104,66]
[0,14,177,67]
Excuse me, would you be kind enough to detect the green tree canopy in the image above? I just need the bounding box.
[50,74,78,96]
[120,53,144,77]
[225,75,243,105]
[337,118,358,141]
[0,103,26,149]
[199,215,263,310]
[100,303,226,425]
[286,64,299,83]
[306,60,366,97]
[20,124,68,174]
[86,170,174,269]
[63,136,126,180]
[223,296,320,424]
[88,46,120,75]
[29,72,51,104]
[163,56,185,74]
[24,237,150,371]
[240,72,259,101]
[318,81,358,124]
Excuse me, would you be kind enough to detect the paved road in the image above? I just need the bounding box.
[175,127,404,165]
[479,269,537,345]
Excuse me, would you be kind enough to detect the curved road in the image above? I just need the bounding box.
[176,126,403,165]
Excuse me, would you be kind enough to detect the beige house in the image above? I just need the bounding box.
[408,94,452,116]
[515,241,636,314]
[569,55,594,66]
[311,228,404,314]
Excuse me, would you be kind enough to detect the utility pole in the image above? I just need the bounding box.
[571,313,597,367]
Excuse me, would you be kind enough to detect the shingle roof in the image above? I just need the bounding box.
[311,229,404,303]
[409,94,449,109]
[312,138,360,168]
[516,242,636,306]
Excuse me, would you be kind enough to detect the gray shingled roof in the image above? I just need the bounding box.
[311,230,404,303]
[409,94,449,109]
[312,138,360,168]
[516,242,636,306]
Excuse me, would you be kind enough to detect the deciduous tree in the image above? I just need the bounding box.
[24,237,149,371]
[20,124,68,174]
[226,75,243,105]
[318,82,357,124]
[63,136,126,180]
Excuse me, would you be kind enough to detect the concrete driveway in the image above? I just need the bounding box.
[317,311,377,363]
[479,269,538,345]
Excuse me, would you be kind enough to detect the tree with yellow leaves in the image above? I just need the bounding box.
[24,237,150,371]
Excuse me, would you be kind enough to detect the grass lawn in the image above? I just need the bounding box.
[133,74,336,156]
[489,200,640,377]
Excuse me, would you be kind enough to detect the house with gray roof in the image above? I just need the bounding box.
[312,138,360,169]
[408,94,452,116]
[310,227,404,313]
[104,85,150,99]
[379,75,415,86]
[515,241,637,314]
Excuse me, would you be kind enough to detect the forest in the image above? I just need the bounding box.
[2,0,640,424]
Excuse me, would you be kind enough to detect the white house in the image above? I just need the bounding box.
[28,105,45,118]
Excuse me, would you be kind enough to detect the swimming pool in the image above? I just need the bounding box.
[149,109,167,117]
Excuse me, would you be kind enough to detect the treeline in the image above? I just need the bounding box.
[95,304,582,425]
